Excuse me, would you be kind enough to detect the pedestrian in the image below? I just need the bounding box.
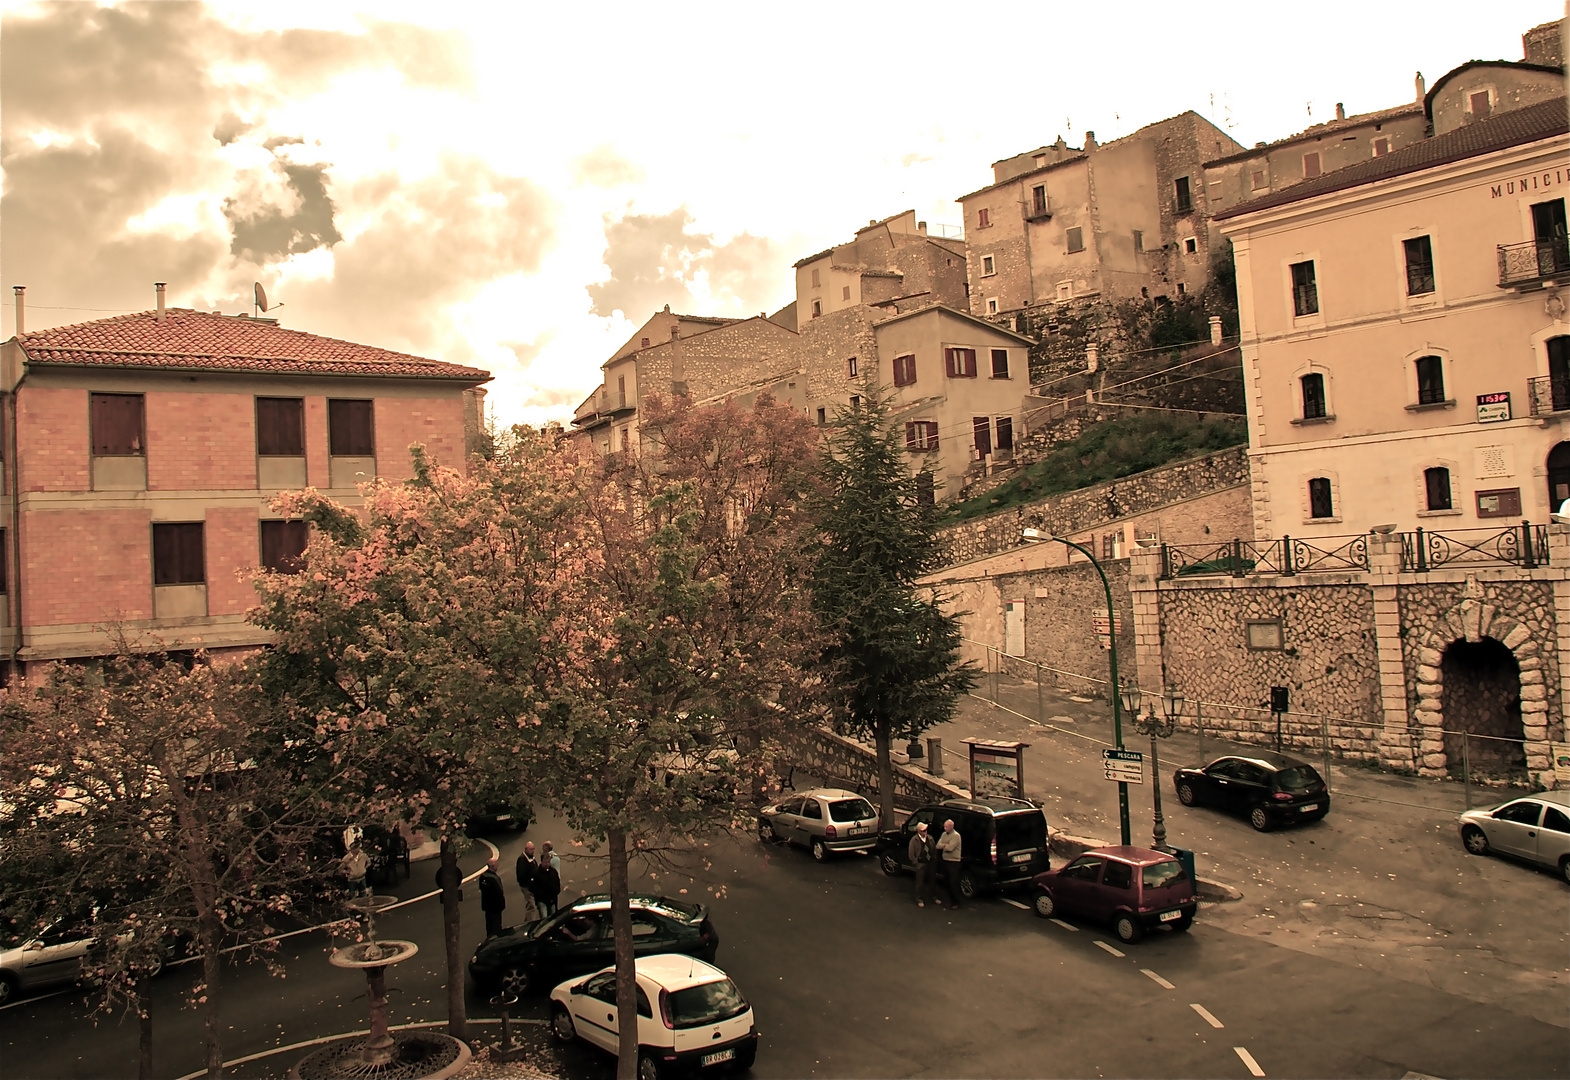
[340,842,370,899]
[515,841,540,923]
[478,857,506,939]
[936,818,963,909]
[908,822,936,908]
[532,841,562,917]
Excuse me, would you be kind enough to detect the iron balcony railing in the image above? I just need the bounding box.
[1527,374,1570,417]
[1158,534,1369,580]
[1399,523,1548,572]
[1025,198,1052,222]
[1498,238,1570,288]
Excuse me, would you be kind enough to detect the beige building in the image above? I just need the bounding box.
[792,210,967,324]
[1217,94,1569,542]
[956,113,1245,315]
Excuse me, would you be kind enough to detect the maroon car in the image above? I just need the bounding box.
[1031,846,1197,943]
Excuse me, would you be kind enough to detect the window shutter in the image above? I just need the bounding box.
[256,397,305,456]
[964,349,977,377]
[905,422,918,449]
[329,400,374,456]
[261,520,309,573]
[996,416,1013,451]
[91,394,145,456]
[153,522,205,585]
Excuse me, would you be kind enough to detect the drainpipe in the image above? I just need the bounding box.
[7,286,25,683]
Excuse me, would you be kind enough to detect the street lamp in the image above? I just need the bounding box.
[1021,526,1131,845]
[1133,686,1183,852]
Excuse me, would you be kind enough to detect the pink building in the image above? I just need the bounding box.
[0,286,489,680]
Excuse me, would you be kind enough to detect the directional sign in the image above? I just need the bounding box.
[1102,748,1144,785]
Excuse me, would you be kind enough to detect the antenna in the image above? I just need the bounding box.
[253,282,268,316]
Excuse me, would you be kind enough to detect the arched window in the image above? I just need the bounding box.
[1424,466,1453,512]
[1300,372,1327,419]
[1415,356,1446,405]
[1308,478,1334,519]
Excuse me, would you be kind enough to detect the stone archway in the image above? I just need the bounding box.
[1411,576,1545,778]
[1439,638,1524,776]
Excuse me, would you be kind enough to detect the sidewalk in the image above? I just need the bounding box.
[919,674,1569,1031]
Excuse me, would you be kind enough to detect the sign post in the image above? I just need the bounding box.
[1102,748,1144,785]
[964,739,1029,799]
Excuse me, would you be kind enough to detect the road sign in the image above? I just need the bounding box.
[1102,748,1143,785]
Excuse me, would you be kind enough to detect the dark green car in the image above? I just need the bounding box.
[469,894,718,996]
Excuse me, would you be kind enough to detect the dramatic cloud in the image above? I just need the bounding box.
[572,145,645,189]
[225,159,344,262]
[587,208,779,320]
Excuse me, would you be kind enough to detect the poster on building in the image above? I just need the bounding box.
[965,739,1028,799]
[1476,392,1511,424]
[1553,742,1570,786]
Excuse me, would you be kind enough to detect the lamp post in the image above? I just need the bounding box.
[1133,686,1183,852]
[1022,527,1130,845]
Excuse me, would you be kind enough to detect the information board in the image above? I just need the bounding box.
[1102,748,1144,785]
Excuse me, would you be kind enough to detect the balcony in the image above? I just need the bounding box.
[1171,197,1195,217]
[1498,238,1570,289]
[1528,374,1570,416]
[1024,198,1052,222]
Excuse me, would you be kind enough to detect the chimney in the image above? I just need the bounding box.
[1209,315,1223,345]
[155,282,167,322]
[669,323,685,394]
[1335,102,1345,121]
[917,221,927,235]
[1083,131,1097,150]
[1415,71,1426,102]
[12,286,23,336]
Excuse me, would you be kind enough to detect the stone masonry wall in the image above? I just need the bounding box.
[1001,559,1137,697]
[780,725,969,811]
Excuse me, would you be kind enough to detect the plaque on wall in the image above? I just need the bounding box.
[1475,487,1522,518]
[1476,392,1511,423]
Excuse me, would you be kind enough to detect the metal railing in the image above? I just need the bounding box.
[1527,373,1570,417]
[1498,237,1570,288]
[1399,522,1547,572]
[1158,534,1369,580]
[1024,199,1052,221]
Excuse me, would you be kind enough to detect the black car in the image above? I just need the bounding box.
[1172,750,1329,832]
[464,803,534,837]
[876,796,1050,899]
[469,894,718,997]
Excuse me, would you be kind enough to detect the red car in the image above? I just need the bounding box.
[1031,846,1197,943]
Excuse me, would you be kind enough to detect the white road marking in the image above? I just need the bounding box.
[1050,918,1078,931]
[1141,968,1175,989]
[1002,897,1029,910]
[1190,1003,1224,1028]
[1235,1046,1266,1077]
[1094,940,1125,957]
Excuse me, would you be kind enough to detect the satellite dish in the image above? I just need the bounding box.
[253,282,269,313]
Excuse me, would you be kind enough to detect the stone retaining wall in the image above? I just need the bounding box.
[781,725,969,810]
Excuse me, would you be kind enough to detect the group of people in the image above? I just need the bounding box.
[906,819,965,910]
[477,839,562,938]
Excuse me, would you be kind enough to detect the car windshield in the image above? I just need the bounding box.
[1142,860,1189,889]
[829,798,875,822]
[995,811,1046,850]
[1275,765,1322,792]
[668,978,749,1028]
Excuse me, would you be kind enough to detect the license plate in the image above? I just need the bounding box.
[850,826,871,836]
[1300,804,1319,813]
[703,1049,735,1066]
[1159,909,1183,922]
[1011,852,1033,863]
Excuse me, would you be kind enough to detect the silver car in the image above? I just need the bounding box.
[758,788,880,861]
[1458,790,1570,883]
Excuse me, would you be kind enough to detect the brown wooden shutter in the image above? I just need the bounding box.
[973,417,991,456]
[996,417,1013,451]
[963,349,977,377]
[329,399,374,456]
[905,422,918,449]
[256,397,305,456]
[91,393,145,456]
[153,522,205,585]
[260,520,309,573]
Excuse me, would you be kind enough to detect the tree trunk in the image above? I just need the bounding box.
[137,994,153,1080]
[607,828,638,1080]
[200,914,224,1078]
[874,718,896,841]
[439,839,467,1041]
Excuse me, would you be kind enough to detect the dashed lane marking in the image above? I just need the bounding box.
[1141,968,1175,989]
[1093,940,1126,957]
[1049,918,1078,931]
[1235,1046,1266,1077]
[1002,897,1029,910]
[1190,1003,1224,1028]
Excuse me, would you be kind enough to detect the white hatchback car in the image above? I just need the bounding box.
[549,954,758,1080]
[1458,790,1570,883]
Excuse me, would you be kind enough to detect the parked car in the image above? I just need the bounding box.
[465,802,534,837]
[757,788,880,861]
[469,895,718,997]
[550,954,758,1080]
[1031,845,1197,943]
[876,796,1049,899]
[0,916,150,1006]
[1172,750,1329,831]
[1458,791,1570,883]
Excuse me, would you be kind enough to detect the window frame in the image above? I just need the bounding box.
[327,399,375,457]
[255,396,305,457]
[1414,355,1446,406]
[1065,227,1085,254]
[990,348,1010,379]
[1403,235,1436,297]
[1423,466,1454,513]
[892,354,917,387]
[972,416,992,457]
[995,416,1014,453]
[1183,236,1198,255]
[1289,259,1319,318]
[845,356,858,379]
[980,254,997,277]
[975,207,991,229]
[986,298,999,315]
[1173,176,1193,214]
[152,522,206,586]
[904,421,939,452]
[1307,477,1335,520]
[90,393,146,457]
[260,519,309,574]
[944,347,978,379]
[1302,151,1322,179]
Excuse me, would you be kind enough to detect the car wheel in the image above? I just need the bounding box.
[0,974,16,1006]
[958,869,978,900]
[1462,825,1490,857]
[1172,913,1194,932]
[1114,913,1144,944]
[142,954,165,980]
[1177,782,1197,807]
[1032,889,1056,919]
[1560,857,1570,886]
[757,819,774,844]
[550,1003,576,1043]
[879,852,902,876]
[1249,806,1273,832]
[498,965,531,997]
[811,838,828,862]
[637,1050,663,1080]
[733,1040,757,1071]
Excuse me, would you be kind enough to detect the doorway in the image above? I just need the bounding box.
[1439,637,1525,778]
[1549,442,1570,513]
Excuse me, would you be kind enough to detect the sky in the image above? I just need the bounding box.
[1,1,1562,428]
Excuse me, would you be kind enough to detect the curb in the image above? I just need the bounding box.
[1048,828,1243,903]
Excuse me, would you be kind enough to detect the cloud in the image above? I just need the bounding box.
[522,386,585,410]
[571,145,645,188]
[225,159,344,261]
[899,152,935,166]
[586,208,780,320]
[503,331,558,367]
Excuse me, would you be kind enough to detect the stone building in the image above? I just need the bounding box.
[955,112,1245,316]
[792,209,968,325]
[0,285,490,679]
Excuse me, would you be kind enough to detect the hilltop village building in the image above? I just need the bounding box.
[0,286,489,679]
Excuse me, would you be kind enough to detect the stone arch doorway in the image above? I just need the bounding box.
[1439,637,1525,776]
[1549,441,1570,512]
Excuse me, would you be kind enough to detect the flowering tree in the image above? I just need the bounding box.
[0,654,327,1078]
[250,434,588,1041]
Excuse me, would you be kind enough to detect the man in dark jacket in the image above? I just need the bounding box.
[908,822,936,908]
[478,857,506,938]
[531,841,562,916]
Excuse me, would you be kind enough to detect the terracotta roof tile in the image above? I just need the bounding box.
[16,309,491,382]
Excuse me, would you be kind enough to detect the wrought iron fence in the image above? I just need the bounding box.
[1527,373,1570,417]
[1498,237,1570,288]
[1158,534,1368,580]
[1398,523,1548,572]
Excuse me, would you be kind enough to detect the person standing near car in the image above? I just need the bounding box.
[936,819,963,909]
[532,841,562,916]
[908,822,936,908]
[515,842,541,923]
[478,857,506,939]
